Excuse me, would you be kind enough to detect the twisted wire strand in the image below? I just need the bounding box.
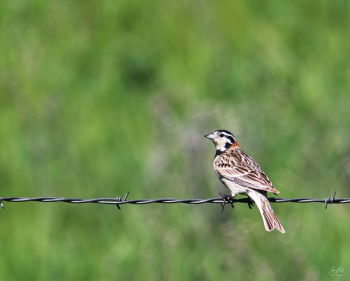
[0,192,349,208]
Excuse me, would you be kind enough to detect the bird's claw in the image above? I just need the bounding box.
[219,192,234,214]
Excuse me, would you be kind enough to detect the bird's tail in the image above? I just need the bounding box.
[248,190,285,233]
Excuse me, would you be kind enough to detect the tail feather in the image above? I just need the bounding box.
[248,190,285,233]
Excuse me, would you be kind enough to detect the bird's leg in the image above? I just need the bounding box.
[219,192,235,214]
[246,196,255,209]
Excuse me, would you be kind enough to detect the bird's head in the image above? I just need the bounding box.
[204,129,238,152]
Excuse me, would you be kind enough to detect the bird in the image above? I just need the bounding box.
[205,129,285,233]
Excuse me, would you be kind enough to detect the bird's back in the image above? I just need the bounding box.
[214,147,279,194]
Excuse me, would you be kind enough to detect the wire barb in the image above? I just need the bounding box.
[325,191,337,209]
[115,192,130,210]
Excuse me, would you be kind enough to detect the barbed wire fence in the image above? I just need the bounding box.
[1,191,349,211]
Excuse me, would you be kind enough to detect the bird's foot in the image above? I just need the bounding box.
[219,192,235,214]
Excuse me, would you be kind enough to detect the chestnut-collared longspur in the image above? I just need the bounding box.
[205,129,285,233]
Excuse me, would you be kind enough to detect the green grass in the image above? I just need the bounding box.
[1,0,350,280]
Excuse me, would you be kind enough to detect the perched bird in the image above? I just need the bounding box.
[205,129,285,233]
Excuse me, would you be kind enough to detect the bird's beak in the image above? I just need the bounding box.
[204,133,215,139]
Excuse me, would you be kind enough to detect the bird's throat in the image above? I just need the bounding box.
[216,141,239,156]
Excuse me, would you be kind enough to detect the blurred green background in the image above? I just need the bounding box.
[1,0,350,280]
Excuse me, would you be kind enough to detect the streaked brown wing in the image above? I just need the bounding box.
[214,149,280,194]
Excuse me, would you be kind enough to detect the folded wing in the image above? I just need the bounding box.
[214,149,280,194]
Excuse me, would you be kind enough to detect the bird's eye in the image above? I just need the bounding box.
[219,133,224,137]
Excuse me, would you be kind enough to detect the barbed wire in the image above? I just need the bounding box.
[0,191,349,210]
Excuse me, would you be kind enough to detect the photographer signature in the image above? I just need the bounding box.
[329,266,344,277]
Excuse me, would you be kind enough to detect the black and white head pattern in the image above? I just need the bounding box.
[205,129,237,153]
